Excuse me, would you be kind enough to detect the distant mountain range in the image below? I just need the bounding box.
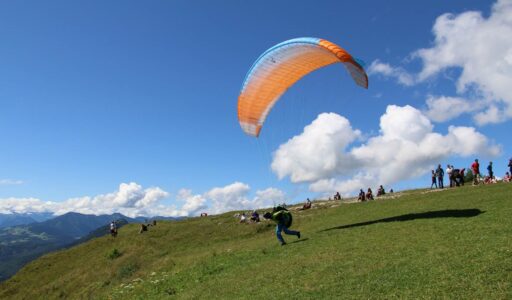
[0,212,180,281]
[0,212,54,228]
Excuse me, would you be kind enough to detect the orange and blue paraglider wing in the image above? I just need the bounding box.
[238,37,368,137]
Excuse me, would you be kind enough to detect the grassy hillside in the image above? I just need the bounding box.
[0,213,136,281]
[1,183,511,299]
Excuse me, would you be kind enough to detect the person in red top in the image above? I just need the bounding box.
[471,159,480,185]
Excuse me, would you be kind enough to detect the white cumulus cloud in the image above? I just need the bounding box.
[0,197,57,214]
[176,188,208,216]
[373,0,512,124]
[271,113,361,183]
[0,182,288,218]
[415,0,512,123]
[473,105,509,125]
[0,182,170,218]
[272,106,501,196]
[205,182,286,214]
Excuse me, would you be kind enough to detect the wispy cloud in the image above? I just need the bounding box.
[368,59,415,86]
[423,95,481,123]
[0,179,24,185]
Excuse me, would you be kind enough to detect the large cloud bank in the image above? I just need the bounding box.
[0,182,286,217]
[370,0,512,125]
[0,183,171,217]
[271,106,500,195]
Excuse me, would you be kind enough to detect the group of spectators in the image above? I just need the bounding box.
[431,157,512,188]
[431,164,466,188]
[237,211,262,223]
[236,158,511,221]
[108,219,158,237]
[357,185,391,202]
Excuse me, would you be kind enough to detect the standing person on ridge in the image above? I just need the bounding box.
[446,164,453,187]
[487,161,493,179]
[263,207,300,246]
[471,159,480,185]
[436,164,444,189]
[508,158,512,175]
[431,170,438,189]
[110,221,117,237]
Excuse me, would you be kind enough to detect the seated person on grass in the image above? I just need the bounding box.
[250,211,260,223]
[483,176,496,184]
[302,198,312,210]
[366,188,374,201]
[504,172,511,183]
[240,213,247,223]
[377,185,385,196]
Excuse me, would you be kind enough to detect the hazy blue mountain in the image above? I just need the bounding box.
[0,212,54,228]
[0,214,36,228]
[26,212,55,223]
[26,212,137,239]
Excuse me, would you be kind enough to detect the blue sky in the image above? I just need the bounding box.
[1,0,510,217]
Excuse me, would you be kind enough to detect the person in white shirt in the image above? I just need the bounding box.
[446,165,453,187]
[240,213,247,223]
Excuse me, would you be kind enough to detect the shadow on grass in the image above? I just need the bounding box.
[321,209,484,232]
[289,238,310,244]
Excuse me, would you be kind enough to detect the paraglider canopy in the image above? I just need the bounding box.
[238,37,368,137]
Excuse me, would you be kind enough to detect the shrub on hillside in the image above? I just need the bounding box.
[107,248,122,260]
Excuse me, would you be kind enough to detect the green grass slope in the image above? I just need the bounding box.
[1,184,511,299]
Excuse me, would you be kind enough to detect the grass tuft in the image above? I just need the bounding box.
[117,263,138,279]
[107,248,122,260]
